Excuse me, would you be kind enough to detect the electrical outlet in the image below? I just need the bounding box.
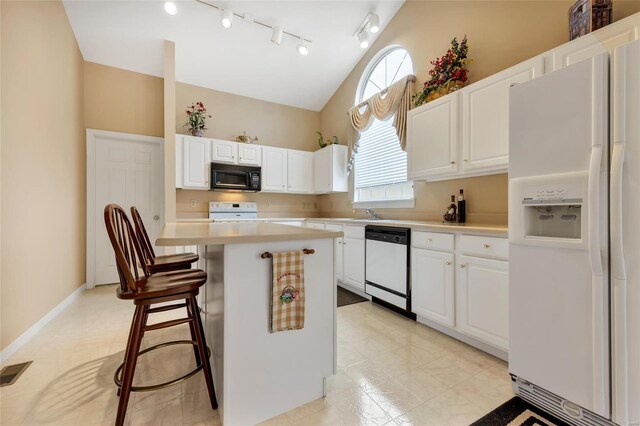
[190,200,197,208]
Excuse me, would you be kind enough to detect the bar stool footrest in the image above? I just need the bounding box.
[114,340,212,392]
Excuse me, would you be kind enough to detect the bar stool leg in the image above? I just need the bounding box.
[188,296,218,410]
[116,305,147,426]
[186,302,202,366]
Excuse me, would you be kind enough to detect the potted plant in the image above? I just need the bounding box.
[184,101,211,137]
[413,36,472,107]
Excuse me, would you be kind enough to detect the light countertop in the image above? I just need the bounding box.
[308,218,508,236]
[156,222,343,246]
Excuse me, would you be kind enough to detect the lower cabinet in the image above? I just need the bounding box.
[456,255,509,351]
[325,224,344,281]
[411,248,455,327]
[342,237,365,292]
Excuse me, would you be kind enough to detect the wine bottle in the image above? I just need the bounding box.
[457,189,466,223]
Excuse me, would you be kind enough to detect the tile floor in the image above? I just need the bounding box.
[0,285,513,425]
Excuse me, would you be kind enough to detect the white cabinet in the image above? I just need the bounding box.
[211,139,238,164]
[306,222,325,230]
[287,150,314,193]
[182,136,210,189]
[412,248,455,327]
[313,145,348,194]
[325,224,344,281]
[548,13,639,71]
[407,93,460,180]
[262,146,288,192]
[461,57,544,172]
[456,255,509,351]
[342,225,365,292]
[238,144,262,166]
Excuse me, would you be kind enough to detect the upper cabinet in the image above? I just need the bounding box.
[212,139,261,166]
[182,136,210,189]
[287,150,314,194]
[262,146,288,192]
[461,56,544,173]
[407,93,460,180]
[313,145,348,194]
[548,13,639,71]
[238,144,262,166]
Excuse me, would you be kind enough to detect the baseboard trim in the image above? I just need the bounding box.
[416,315,509,362]
[1,284,87,363]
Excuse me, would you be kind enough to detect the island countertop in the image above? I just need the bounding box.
[156,221,343,246]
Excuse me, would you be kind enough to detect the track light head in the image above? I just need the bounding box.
[271,26,283,45]
[221,9,233,28]
[297,38,309,56]
[358,30,369,49]
[164,1,177,15]
[369,13,380,33]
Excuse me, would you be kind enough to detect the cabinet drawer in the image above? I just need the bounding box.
[412,231,454,252]
[459,235,508,260]
[343,225,365,239]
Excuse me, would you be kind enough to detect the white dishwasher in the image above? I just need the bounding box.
[365,225,414,319]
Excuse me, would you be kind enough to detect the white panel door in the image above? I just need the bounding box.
[262,147,288,192]
[94,133,163,285]
[313,145,331,193]
[343,237,365,292]
[407,93,459,179]
[238,144,262,166]
[550,15,639,71]
[457,255,509,351]
[183,136,210,188]
[462,56,544,172]
[211,139,238,164]
[287,150,313,193]
[411,248,455,327]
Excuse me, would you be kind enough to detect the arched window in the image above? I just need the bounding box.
[354,46,414,207]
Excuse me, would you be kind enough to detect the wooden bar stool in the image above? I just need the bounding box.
[130,206,198,273]
[104,204,217,426]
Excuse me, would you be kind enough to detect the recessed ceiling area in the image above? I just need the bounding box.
[63,0,405,111]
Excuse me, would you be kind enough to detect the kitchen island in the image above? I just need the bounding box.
[156,222,342,425]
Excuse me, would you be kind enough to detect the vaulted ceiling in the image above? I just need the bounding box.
[63,0,405,111]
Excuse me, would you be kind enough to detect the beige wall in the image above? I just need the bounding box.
[84,61,164,137]
[1,1,85,350]
[175,82,322,218]
[319,0,640,223]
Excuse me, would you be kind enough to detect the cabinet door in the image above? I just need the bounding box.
[462,56,543,172]
[407,93,459,179]
[238,144,262,166]
[457,255,509,351]
[550,15,639,71]
[183,136,210,189]
[313,146,331,193]
[326,224,344,281]
[261,147,288,192]
[411,249,455,327]
[287,150,314,193]
[343,237,365,291]
[211,139,238,164]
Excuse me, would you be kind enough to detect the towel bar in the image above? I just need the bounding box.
[261,248,315,259]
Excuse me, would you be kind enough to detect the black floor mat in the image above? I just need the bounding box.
[471,397,570,426]
[337,286,367,307]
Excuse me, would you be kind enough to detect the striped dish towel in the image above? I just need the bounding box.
[270,251,305,332]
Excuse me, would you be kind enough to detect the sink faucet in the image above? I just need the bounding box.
[365,208,379,219]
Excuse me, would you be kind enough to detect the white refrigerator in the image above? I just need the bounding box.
[508,40,639,426]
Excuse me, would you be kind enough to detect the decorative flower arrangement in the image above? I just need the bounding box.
[413,36,472,107]
[184,101,211,137]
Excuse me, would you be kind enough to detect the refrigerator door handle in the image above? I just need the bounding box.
[587,144,603,277]
[611,141,626,280]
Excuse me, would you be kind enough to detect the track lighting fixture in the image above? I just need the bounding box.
[358,30,369,49]
[221,9,233,28]
[271,26,283,45]
[369,14,380,33]
[297,38,309,56]
[164,1,177,15]
[196,1,311,54]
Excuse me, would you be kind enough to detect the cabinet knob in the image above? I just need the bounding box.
[343,242,347,245]
[483,244,491,248]
[451,161,456,165]
[464,159,469,162]
[445,261,452,266]
[427,238,433,242]
[153,215,160,221]
[460,264,466,268]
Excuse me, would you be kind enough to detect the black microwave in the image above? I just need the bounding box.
[210,162,261,192]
